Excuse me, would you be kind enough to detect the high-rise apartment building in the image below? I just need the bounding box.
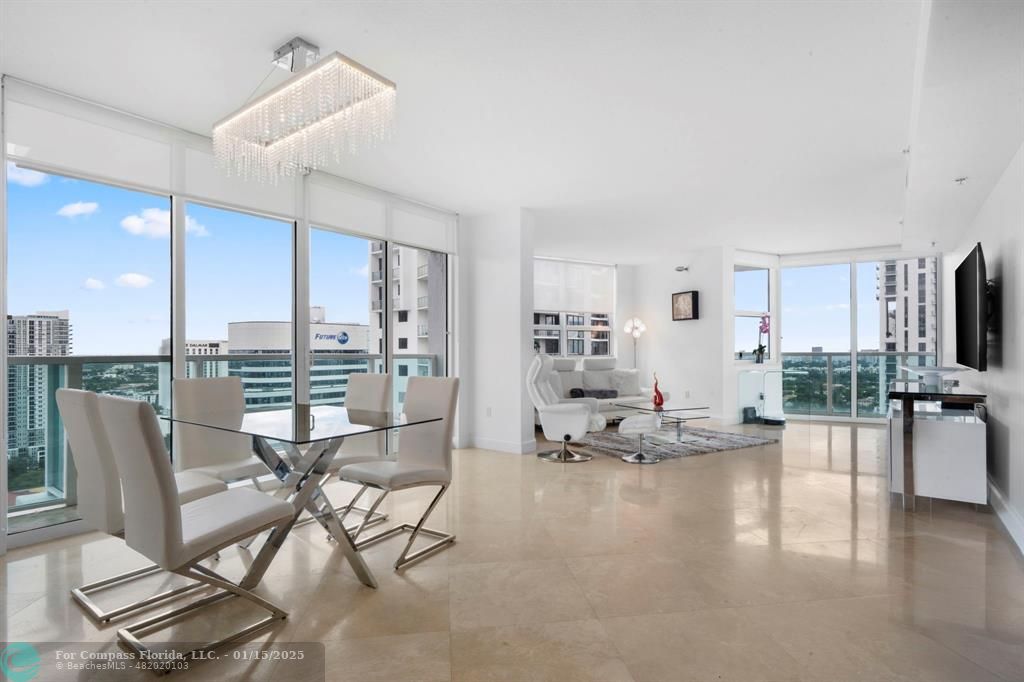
[368,241,447,404]
[876,258,937,353]
[6,311,71,497]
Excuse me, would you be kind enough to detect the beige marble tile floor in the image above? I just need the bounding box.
[2,421,1022,681]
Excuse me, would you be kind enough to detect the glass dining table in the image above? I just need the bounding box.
[161,404,441,590]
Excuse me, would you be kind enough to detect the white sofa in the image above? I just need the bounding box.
[548,357,663,418]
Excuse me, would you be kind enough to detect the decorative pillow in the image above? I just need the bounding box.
[610,369,641,396]
[558,370,584,398]
[569,388,619,399]
[582,370,614,391]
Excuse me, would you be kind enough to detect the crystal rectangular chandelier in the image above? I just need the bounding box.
[213,51,396,182]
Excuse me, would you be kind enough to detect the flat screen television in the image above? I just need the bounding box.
[954,242,987,371]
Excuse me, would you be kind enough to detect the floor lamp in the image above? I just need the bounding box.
[623,317,646,368]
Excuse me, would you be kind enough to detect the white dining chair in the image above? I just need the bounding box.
[172,376,273,484]
[322,372,392,526]
[95,393,295,667]
[338,376,459,571]
[55,388,227,623]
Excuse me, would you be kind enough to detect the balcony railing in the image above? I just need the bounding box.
[417,264,428,279]
[371,299,383,312]
[392,266,401,280]
[417,325,429,337]
[370,240,384,254]
[417,296,429,309]
[781,352,937,418]
[6,352,438,522]
[370,270,383,283]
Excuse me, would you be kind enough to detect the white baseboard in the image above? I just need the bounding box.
[988,477,1024,556]
[471,436,537,454]
[7,518,92,550]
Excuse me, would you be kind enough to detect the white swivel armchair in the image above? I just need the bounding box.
[526,354,607,463]
[172,377,273,484]
[96,394,295,668]
[56,388,227,623]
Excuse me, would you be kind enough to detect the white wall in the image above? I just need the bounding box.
[458,209,536,453]
[941,142,1024,549]
[619,247,731,419]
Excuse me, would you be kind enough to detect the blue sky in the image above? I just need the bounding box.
[7,164,372,355]
[737,263,884,354]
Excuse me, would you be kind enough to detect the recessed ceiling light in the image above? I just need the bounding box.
[954,177,968,185]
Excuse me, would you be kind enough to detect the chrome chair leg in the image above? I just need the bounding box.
[297,482,388,534]
[538,435,592,463]
[351,490,389,541]
[71,564,207,624]
[355,485,455,571]
[116,563,287,672]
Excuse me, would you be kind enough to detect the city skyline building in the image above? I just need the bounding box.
[876,258,938,353]
[6,310,71,506]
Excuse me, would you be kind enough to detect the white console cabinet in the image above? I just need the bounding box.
[888,403,987,504]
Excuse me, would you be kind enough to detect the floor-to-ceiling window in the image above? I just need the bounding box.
[780,257,938,420]
[781,264,852,416]
[308,227,380,406]
[6,166,170,532]
[855,258,938,417]
[532,258,616,359]
[184,203,293,412]
[390,243,447,415]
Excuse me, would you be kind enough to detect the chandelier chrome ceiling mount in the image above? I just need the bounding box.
[213,36,396,183]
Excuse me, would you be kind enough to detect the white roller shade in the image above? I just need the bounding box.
[391,202,456,253]
[307,173,386,239]
[534,259,615,313]
[5,81,172,191]
[183,145,295,218]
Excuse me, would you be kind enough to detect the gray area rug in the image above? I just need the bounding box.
[578,424,777,461]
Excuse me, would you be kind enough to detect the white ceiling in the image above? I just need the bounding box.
[902,0,1024,253]
[0,0,986,263]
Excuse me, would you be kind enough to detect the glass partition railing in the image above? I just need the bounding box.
[7,356,172,526]
[781,352,937,418]
[7,353,437,530]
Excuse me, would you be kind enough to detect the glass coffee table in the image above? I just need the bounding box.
[611,402,711,445]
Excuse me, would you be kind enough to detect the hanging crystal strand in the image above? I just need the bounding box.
[214,54,396,181]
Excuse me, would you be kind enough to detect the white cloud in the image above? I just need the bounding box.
[57,201,99,218]
[116,273,153,288]
[120,208,209,238]
[83,277,105,290]
[351,263,370,277]
[6,162,49,187]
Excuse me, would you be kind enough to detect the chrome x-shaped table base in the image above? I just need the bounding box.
[242,435,377,590]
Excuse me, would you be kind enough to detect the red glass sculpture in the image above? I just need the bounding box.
[652,373,665,410]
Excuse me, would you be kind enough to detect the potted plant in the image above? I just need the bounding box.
[754,314,769,363]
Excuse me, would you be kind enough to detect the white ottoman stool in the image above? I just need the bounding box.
[617,413,663,464]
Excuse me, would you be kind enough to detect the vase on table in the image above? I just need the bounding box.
[652,373,664,411]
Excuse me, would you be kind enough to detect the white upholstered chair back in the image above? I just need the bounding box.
[172,377,251,472]
[526,355,561,408]
[96,394,183,569]
[55,389,125,535]
[338,373,391,459]
[399,376,459,473]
